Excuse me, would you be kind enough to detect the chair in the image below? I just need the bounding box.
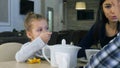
[0,42,22,62]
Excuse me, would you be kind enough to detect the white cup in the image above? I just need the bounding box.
[85,49,100,60]
[55,52,70,68]
[42,45,81,68]
[42,46,58,67]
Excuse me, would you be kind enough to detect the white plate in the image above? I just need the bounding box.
[78,57,88,63]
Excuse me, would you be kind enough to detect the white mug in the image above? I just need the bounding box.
[85,49,100,60]
[42,46,58,67]
[42,45,81,68]
[55,52,70,68]
[42,39,81,68]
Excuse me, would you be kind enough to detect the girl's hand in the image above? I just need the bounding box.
[39,31,52,44]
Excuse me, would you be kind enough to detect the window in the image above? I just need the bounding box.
[20,0,34,15]
[0,0,10,25]
[47,7,54,32]
[77,10,94,20]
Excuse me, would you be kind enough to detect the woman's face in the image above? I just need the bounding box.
[110,0,120,21]
[102,0,118,22]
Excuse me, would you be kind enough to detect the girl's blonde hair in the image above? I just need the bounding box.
[24,12,46,31]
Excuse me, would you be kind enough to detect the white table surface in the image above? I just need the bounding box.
[0,61,53,68]
[0,59,86,68]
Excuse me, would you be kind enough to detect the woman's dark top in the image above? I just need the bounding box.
[77,23,117,58]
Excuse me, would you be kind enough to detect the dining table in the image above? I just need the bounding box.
[0,59,87,68]
[0,60,51,68]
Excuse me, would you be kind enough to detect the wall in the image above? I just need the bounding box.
[0,0,8,22]
[0,0,12,32]
[0,0,64,32]
[45,0,64,31]
[0,0,41,32]
[66,0,99,30]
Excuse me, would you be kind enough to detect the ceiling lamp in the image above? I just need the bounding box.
[75,2,86,10]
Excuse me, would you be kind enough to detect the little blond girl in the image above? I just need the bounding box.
[15,12,52,62]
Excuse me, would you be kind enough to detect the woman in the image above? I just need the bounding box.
[77,0,120,58]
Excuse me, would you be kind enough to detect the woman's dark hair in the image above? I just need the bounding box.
[93,0,120,45]
[96,0,108,24]
[95,0,120,31]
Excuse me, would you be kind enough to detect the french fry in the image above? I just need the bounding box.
[27,57,41,64]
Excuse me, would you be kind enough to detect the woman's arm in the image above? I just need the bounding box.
[77,24,99,57]
[85,33,120,68]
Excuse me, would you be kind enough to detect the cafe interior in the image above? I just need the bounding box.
[0,0,101,68]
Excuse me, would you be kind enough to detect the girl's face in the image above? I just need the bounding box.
[27,19,50,41]
[103,0,118,22]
